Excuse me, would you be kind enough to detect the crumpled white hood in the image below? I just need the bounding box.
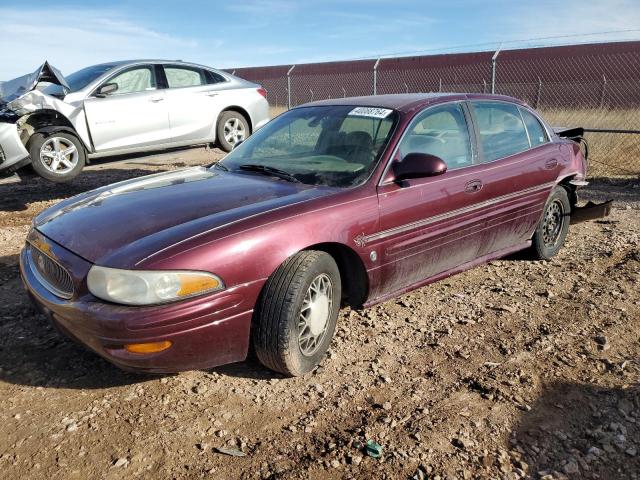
[0,61,68,105]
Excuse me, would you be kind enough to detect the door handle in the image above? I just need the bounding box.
[204,92,219,97]
[149,96,165,102]
[544,158,559,170]
[464,179,483,193]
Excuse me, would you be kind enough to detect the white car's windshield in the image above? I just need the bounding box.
[43,63,119,95]
[218,105,398,188]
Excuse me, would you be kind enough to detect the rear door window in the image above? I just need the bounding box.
[164,66,206,88]
[398,103,473,170]
[519,108,549,147]
[471,101,530,162]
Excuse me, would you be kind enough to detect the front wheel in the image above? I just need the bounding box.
[253,251,341,376]
[216,111,249,152]
[28,132,85,183]
[530,186,571,260]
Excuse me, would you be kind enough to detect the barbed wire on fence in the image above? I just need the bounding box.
[232,40,640,177]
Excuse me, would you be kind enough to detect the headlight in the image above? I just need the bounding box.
[87,266,224,306]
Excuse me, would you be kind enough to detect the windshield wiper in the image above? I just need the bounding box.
[238,164,300,183]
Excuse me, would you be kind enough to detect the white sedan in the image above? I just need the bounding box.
[0,60,269,182]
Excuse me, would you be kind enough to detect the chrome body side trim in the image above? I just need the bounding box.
[359,181,554,246]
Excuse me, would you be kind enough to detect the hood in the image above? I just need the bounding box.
[35,167,338,267]
[0,61,69,105]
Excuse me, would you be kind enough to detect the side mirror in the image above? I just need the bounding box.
[95,83,118,97]
[392,153,447,182]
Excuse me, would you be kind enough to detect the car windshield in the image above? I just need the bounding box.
[45,63,119,94]
[218,105,398,188]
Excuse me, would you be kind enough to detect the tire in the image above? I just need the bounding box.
[29,131,85,183]
[253,251,341,376]
[530,186,571,260]
[216,111,249,152]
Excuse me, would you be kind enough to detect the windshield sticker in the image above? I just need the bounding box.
[348,107,393,119]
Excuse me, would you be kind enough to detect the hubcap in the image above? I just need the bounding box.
[223,118,246,146]
[298,273,333,356]
[40,137,78,174]
[542,199,564,247]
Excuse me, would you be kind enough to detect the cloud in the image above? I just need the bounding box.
[2,1,639,79]
[504,0,640,45]
[0,7,202,79]
[225,0,302,15]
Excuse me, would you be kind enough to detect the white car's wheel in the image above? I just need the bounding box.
[217,111,249,152]
[29,132,85,183]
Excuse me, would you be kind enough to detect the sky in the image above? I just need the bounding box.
[2,0,640,79]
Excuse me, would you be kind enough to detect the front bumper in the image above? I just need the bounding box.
[19,237,261,373]
[0,122,29,172]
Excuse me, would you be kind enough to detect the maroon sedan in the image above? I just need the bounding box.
[20,94,610,376]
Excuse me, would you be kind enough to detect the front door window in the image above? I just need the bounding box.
[398,103,473,170]
[105,67,156,95]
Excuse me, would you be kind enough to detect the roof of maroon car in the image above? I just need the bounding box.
[301,93,526,113]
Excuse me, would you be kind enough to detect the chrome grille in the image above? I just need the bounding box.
[28,244,74,299]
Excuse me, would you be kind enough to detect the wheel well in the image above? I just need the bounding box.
[220,107,253,133]
[23,110,74,134]
[304,242,369,309]
[20,110,86,150]
[558,176,578,209]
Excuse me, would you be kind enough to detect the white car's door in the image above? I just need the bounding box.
[161,64,228,143]
[83,65,171,152]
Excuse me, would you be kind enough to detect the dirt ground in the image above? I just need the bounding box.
[0,149,638,480]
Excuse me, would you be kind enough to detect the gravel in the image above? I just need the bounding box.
[0,148,638,479]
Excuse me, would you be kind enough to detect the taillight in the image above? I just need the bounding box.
[257,87,267,98]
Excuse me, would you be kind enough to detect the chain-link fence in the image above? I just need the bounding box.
[231,41,640,178]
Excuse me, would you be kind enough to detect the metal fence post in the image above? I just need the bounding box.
[599,74,607,108]
[491,45,502,94]
[373,58,381,95]
[287,65,296,109]
[535,77,542,108]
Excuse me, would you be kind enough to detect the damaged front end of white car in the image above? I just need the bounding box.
[0,61,89,181]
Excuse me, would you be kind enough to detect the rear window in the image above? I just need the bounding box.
[472,101,530,162]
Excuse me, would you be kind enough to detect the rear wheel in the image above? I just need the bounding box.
[216,111,249,152]
[530,186,571,260]
[253,251,341,376]
[29,132,85,182]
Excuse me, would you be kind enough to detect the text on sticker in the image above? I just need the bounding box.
[348,107,393,119]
